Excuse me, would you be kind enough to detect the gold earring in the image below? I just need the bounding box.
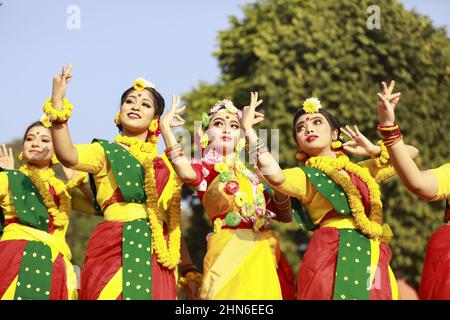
[114,112,121,125]
[331,140,342,150]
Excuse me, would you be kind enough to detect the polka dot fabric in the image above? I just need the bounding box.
[333,229,371,300]
[122,219,153,300]
[301,167,351,217]
[14,241,53,300]
[96,140,146,204]
[4,169,50,231]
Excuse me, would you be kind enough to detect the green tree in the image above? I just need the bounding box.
[181,0,450,287]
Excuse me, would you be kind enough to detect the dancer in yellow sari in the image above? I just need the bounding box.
[159,94,295,300]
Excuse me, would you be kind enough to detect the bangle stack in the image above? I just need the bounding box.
[377,123,403,147]
[247,139,269,160]
[165,144,185,163]
[273,195,291,210]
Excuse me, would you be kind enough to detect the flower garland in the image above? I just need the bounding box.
[114,134,158,163]
[373,140,390,168]
[306,152,384,239]
[41,98,74,127]
[212,159,274,232]
[19,163,71,227]
[115,134,181,269]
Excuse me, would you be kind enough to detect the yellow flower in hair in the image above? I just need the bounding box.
[224,101,238,114]
[133,77,155,91]
[234,191,248,207]
[149,119,159,131]
[214,163,229,173]
[200,134,209,148]
[303,97,322,114]
[40,114,52,128]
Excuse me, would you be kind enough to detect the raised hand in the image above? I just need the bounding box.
[160,95,186,129]
[377,80,401,125]
[341,125,379,157]
[241,91,264,132]
[52,64,73,109]
[0,144,14,169]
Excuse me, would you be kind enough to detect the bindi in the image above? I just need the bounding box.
[138,93,142,97]
[305,117,310,121]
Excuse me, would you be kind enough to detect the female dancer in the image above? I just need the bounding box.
[242,91,419,300]
[0,122,93,300]
[159,94,296,300]
[376,80,449,299]
[43,65,198,300]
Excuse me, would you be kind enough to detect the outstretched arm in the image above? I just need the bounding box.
[48,64,78,167]
[242,92,286,186]
[376,80,437,200]
[159,96,198,184]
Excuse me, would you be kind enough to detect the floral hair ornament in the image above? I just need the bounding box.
[201,99,241,129]
[133,77,156,91]
[302,97,322,114]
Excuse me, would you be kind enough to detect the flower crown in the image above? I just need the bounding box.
[201,99,242,128]
[302,97,322,114]
[133,77,155,91]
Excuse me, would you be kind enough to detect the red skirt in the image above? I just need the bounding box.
[297,227,394,300]
[79,220,177,300]
[0,239,69,299]
[419,225,450,300]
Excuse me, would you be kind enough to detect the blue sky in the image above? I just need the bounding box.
[1,0,449,152]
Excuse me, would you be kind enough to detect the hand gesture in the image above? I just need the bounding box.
[241,91,264,132]
[52,64,73,107]
[376,80,401,126]
[341,125,378,157]
[0,144,14,169]
[160,95,186,129]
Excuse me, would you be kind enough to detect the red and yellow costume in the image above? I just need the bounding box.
[0,165,93,300]
[71,139,181,300]
[271,152,399,300]
[419,163,450,300]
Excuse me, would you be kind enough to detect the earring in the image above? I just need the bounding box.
[331,140,342,150]
[18,152,24,160]
[114,112,121,125]
[200,134,209,149]
[148,119,160,144]
[51,155,60,165]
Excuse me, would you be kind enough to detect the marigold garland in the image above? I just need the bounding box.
[42,98,73,126]
[19,163,71,227]
[373,140,390,168]
[115,134,181,269]
[306,152,384,239]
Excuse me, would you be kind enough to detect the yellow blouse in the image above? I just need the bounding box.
[70,142,176,223]
[0,172,95,235]
[272,158,395,226]
[431,163,450,202]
